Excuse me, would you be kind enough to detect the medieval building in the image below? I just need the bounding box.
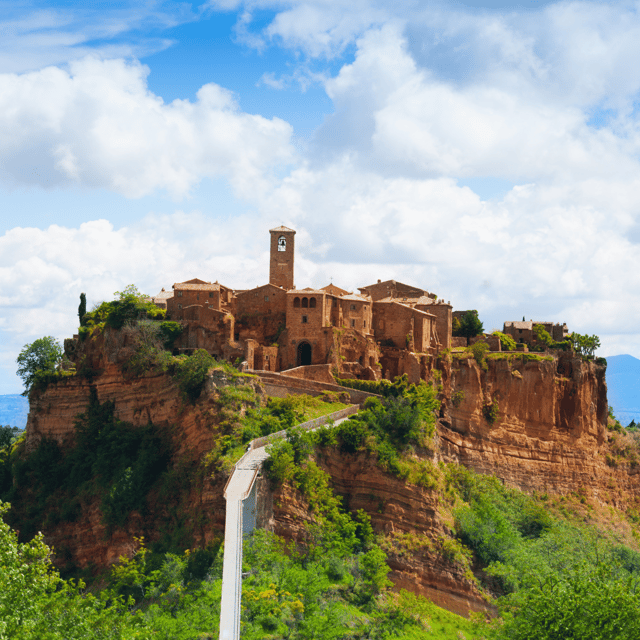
[155,226,453,382]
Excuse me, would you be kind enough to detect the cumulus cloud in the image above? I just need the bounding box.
[257,153,640,344]
[0,57,295,198]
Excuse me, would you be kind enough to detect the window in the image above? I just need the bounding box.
[350,304,356,310]
[177,291,183,297]
[294,297,301,308]
[209,292,214,298]
[364,320,366,328]
[302,315,308,323]
[278,235,286,251]
[178,304,182,309]
[197,293,199,301]
[351,319,356,327]
[302,297,308,308]
[264,295,269,301]
[309,297,316,308]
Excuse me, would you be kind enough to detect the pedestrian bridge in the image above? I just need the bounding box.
[218,404,359,640]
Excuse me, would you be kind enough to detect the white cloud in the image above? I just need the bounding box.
[0,211,278,393]
[0,57,295,198]
[0,2,192,73]
[312,23,640,184]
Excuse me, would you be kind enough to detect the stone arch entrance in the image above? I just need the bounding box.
[297,341,312,366]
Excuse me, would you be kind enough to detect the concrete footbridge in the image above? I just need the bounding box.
[218,405,360,640]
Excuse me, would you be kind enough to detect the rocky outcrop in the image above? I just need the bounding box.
[437,353,626,502]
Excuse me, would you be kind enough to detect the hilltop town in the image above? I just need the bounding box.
[151,226,569,383]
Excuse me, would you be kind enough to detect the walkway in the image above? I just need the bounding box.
[218,405,359,640]
[218,445,269,640]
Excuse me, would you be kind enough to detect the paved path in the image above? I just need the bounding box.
[218,412,354,640]
[218,445,269,640]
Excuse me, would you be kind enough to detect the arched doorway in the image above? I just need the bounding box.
[297,341,312,366]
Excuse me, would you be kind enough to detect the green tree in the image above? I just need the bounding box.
[16,336,62,396]
[0,426,19,449]
[489,556,640,640]
[0,501,149,639]
[533,323,553,346]
[569,332,601,358]
[457,310,484,339]
[78,292,87,326]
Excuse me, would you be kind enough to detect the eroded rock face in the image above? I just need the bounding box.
[22,339,622,617]
[274,452,491,618]
[438,354,629,503]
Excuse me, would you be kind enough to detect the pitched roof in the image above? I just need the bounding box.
[340,293,370,302]
[236,283,284,297]
[270,225,296,233]
[173,281,221,291]
[504,321,533,330]
[322,283,350,296]
[153,288,174,300]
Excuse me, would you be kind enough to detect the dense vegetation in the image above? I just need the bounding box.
[3,382,640,639]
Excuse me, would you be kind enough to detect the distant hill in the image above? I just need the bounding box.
[0,394,28,429]
[604,354,640,426]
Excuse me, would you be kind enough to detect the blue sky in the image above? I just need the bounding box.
[2,0,640,393]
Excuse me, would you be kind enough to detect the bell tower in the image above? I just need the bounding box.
[269,226,296,290]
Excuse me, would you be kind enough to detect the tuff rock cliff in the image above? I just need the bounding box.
[22,335,624,616]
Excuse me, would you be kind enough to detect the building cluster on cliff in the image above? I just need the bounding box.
[151,226,569,382]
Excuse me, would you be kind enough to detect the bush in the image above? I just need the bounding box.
[172,350,217,403]
[122,321,173,377]
[492,331,517,351]
[471,341,489,370]
[83,285,165,332]
[158,321,182,349]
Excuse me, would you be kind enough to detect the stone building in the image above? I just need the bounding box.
[503,320,569,345]
[158,227,453,383]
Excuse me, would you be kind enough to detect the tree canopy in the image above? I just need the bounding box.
[15,337,62,396]
[454,310,484,338]
[569,332,601,358]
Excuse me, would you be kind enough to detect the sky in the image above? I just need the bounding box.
[1,0,640,393]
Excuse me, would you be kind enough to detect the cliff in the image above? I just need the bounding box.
[20,336,628,616]
[437,353,639,506]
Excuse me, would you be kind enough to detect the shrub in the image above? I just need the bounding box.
[492,331,517,351]
[159,321,183,349]
[122,321,173,377]
[483,399,499,424]
[172,350,217,403]
[470,341,489,370]
[452,390,465,407]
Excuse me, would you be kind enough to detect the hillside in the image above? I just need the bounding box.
[3,314,640,638]
[605,354,640,425]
